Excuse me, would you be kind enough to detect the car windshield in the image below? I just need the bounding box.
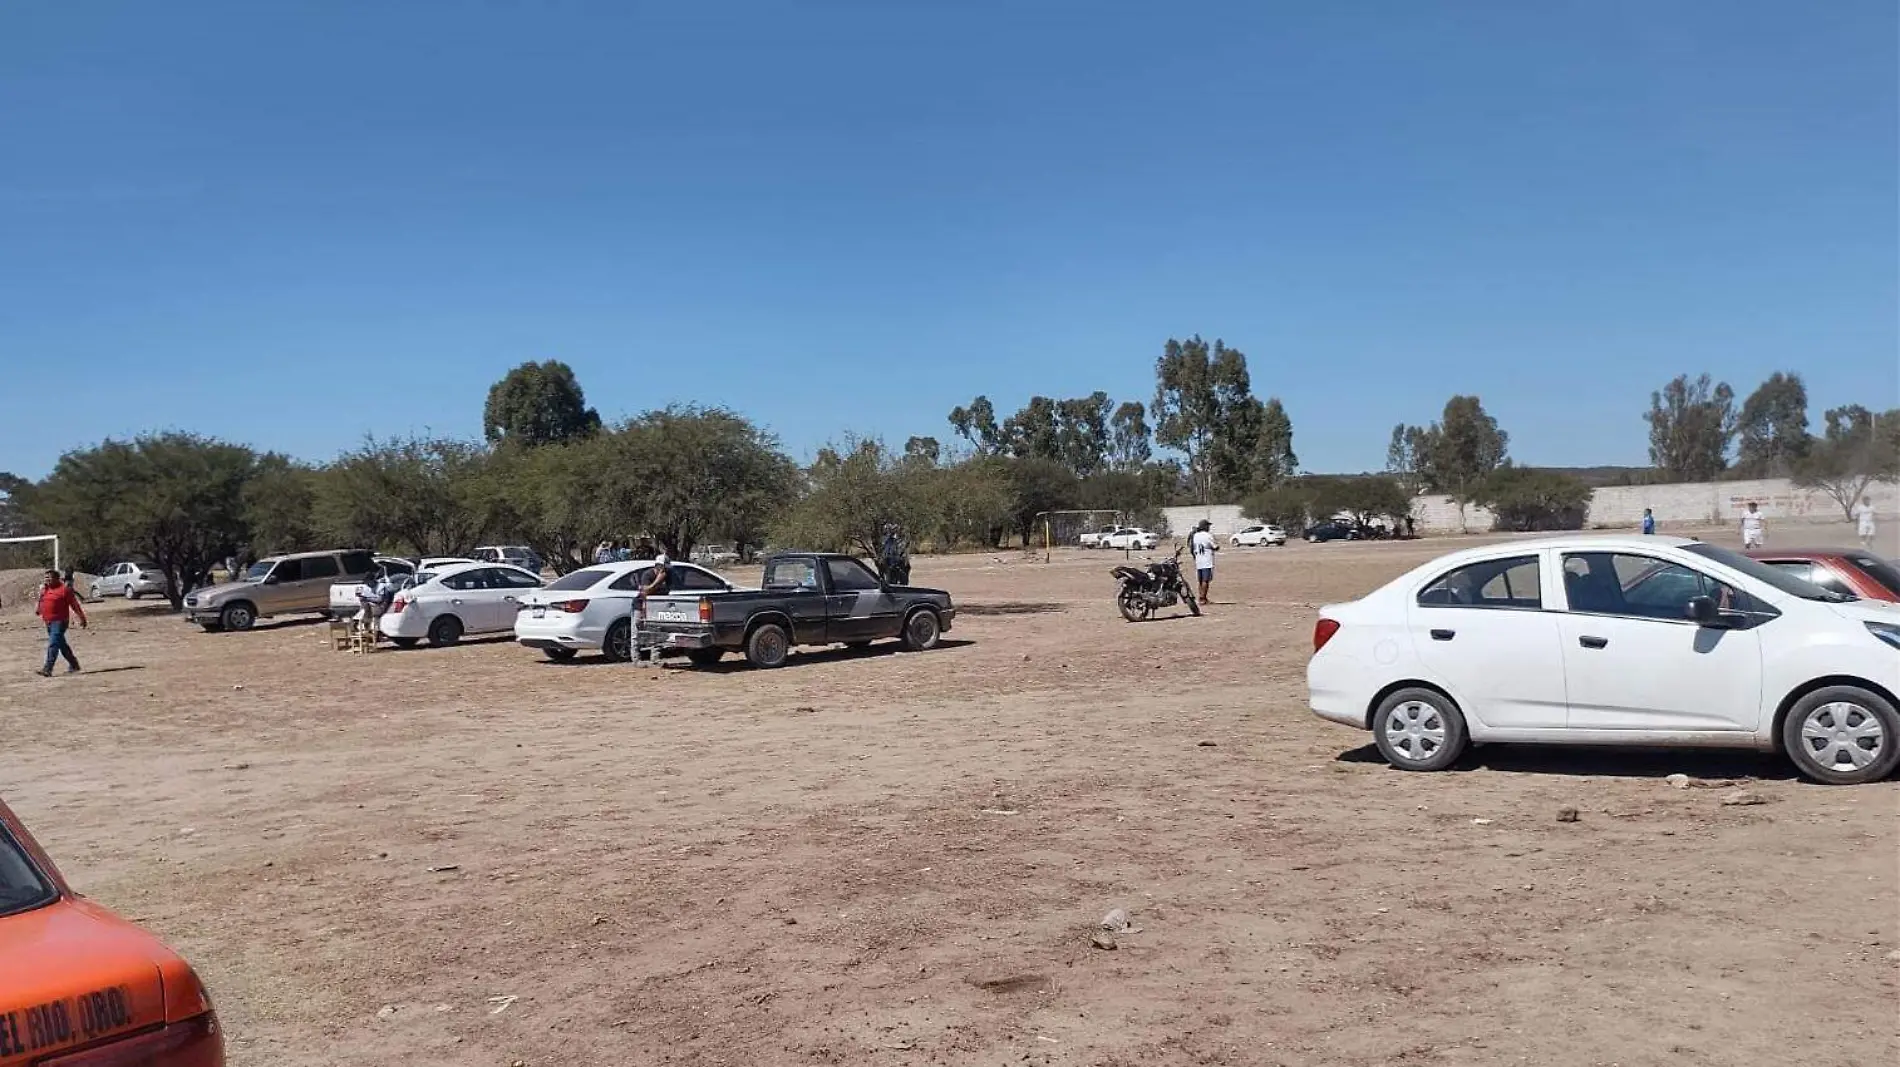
[0,825,56,918]
[244,561,275,581]
[547,568,612,592]
[1683,543,1845,601]
[1847,554,1900,598]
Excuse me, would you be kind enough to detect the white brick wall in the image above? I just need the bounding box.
[1160,504,1250,539]
[1190,478,1900,536]
[1406,477,1898,534]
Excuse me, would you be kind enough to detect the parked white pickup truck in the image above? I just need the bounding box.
[1079,525,1127,549]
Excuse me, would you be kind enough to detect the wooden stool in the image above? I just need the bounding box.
[327,619,352,651]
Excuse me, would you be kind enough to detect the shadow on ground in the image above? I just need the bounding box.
[1335,742,1797,782]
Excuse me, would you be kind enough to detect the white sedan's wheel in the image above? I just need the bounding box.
[1782,686,1900,785]
[1372,688,1468,772]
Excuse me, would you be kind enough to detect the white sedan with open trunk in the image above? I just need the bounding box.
[1307,535,1900,784]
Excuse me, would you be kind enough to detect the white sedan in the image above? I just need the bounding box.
[90,562,166,600]
[1308,535,1900,785]
[381,562,545,647]
[1106,528,1161,551]
[514,559,741,662]
[1231,524,1287,547]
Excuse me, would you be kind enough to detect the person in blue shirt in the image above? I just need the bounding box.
[1641,508,1656,535]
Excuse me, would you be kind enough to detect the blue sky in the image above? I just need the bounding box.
[3,1,1894,479]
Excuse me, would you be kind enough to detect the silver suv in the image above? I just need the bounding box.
[184,549,377,631]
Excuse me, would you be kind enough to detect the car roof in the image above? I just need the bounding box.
[1416,534,1704,567]
[418,561,507,578]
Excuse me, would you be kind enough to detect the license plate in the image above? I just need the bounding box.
[531,607,545,619]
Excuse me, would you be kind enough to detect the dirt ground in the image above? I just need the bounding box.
[2,526,1895,1067]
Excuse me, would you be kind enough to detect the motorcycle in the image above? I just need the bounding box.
[1111,547,1201,622]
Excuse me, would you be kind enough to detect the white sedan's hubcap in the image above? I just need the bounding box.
[1384,701,1444,763]
[1800,702,1883,771]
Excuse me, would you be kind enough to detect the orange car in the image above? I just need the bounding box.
[0,799,222,1066]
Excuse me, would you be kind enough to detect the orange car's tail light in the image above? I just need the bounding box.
[41,1012,221,1066]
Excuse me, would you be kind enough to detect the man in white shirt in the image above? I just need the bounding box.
[1188,520,1219,606]
[1740,501,1766,549]
[1854,495,1878,550]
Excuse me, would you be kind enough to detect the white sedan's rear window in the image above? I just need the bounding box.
[547,568,613,592]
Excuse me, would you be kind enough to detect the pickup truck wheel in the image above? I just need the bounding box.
[220,603,256,632]
[543,647,578,662]
[745,623,791,669]
[603,620,633,662]
[686,649,725,667]
[900,609,942,651]
[427,615,463,648]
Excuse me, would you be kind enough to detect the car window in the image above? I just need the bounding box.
[547,567,611,592]
[340,550,374,574]
[0,824,57,919]
[1562,552,1753,620]
[1417,555,1542,609]
[764,558,821,592]
[446,569,500,591]
[826,558,884,592]
[1681,542,1841,600]
[671,566,726,591]
[270,558,304,582]
[495,567,542,589]
[608,567,656,592]
[303,556,340,580]
[1847,555,1900,598]
[1760,560,1816,585]
[1793,563,1854,598]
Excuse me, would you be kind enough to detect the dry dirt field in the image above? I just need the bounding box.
[3,526,1895,1067]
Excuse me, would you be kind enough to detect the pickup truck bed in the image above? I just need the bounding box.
[638,552,956,669]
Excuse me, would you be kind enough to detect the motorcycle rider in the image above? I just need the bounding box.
[1189,519,1219,605]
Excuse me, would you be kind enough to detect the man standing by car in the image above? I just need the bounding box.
[1740,501,1767,549]
[627,540,672,665]
[35,569,87,677]
[1189,519,1219,606]
[880,523,912,586]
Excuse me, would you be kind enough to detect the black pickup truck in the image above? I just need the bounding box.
[638,552,957,668]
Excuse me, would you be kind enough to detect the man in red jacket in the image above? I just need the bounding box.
[35,568,87,677]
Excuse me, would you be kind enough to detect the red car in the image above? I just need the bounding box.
[1746,548,1900,604]
[0,799,223,1066]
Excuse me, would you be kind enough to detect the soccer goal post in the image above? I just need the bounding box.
[1031,509,1124,562]
[0,534,59,571]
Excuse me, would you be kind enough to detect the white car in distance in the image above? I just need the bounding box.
[381,562,546,648]
[91,562,166,600]
[513,559,743,662]
[1105,528,1161,551]
[1308,535,1900,785]
[1231,524,1287,548]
